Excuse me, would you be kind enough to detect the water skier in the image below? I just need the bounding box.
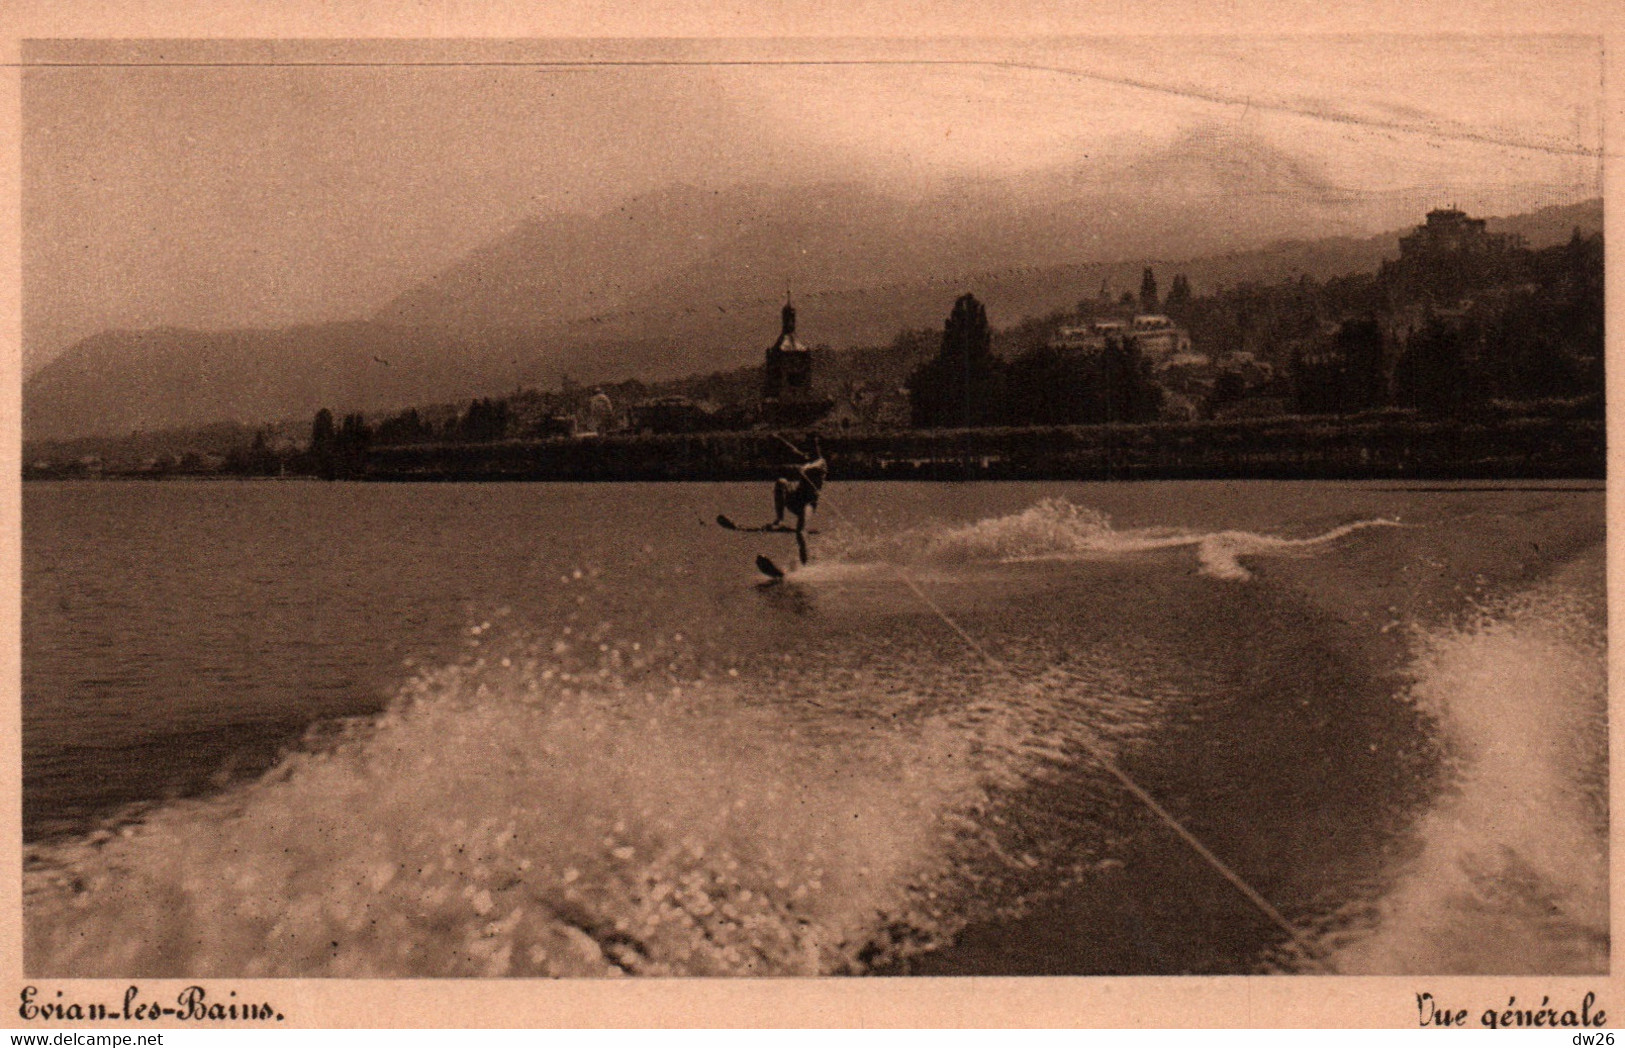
[769,434,826,564]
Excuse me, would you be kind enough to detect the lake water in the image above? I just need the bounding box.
[22,479,1607,977]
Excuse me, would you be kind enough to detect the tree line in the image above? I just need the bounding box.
[907,292,1166,428]
[905,228,1602,427]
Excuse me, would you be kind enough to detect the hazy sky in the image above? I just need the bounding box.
[22,36,1603,372]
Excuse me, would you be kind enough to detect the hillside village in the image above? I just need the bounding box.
[24,205,1604,481]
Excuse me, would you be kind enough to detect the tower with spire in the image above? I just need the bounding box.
[761,290,831,426]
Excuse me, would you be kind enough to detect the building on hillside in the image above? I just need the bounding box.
[1129,315,1193,361]
[1048,315,1192,365]
[762,295,833,427]
[822,378,913,432]
[1383,206,1528,307]
[1049,319,1128,352]
[1397,207,1524,259]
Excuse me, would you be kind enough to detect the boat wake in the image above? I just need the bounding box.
[818,497,1400,581]
[1321,553,1608,974]
[24,598,1170,977]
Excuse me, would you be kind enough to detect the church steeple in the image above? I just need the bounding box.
[761,285,830,426]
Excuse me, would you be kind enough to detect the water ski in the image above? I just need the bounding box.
[716,514,816,535]
[755,554,786,581]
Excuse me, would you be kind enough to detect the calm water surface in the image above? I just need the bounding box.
[22,479,1607,977]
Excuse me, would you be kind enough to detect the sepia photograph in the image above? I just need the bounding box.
[8,20,1612,1025]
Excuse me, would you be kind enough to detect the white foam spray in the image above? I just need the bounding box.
[826,498,1399,581]
[1329,556,1607,974]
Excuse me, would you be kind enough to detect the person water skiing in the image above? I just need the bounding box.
[770,434,826,564]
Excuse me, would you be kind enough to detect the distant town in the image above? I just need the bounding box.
[25,207,1604,482]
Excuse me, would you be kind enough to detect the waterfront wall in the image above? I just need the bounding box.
[362,410,1604,482]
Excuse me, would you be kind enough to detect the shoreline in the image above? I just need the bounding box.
[24,410,1605,484]
[22,411,1599,487]
[358,412,1607,483]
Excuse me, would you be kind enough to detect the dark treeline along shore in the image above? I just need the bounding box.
[24,208,1604,483]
